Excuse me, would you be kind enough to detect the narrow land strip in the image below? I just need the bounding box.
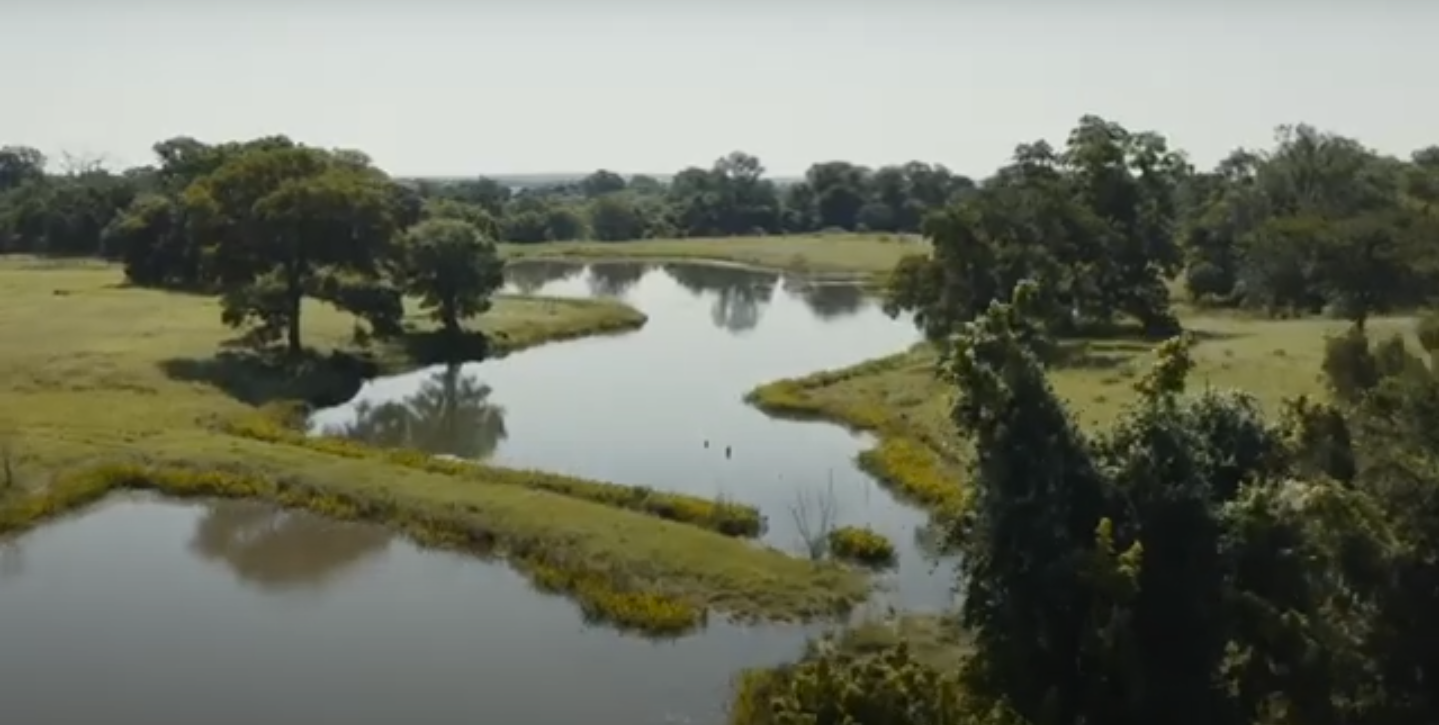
[0,258,869,632]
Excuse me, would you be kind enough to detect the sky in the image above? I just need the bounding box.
[3,3,1437,179]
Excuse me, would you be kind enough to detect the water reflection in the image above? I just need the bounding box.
[662,263,777,333]
[1,498,821,725]
[0,538,22,580]
[189,500,392,592]
[505,259,583,294]
[586,261,650,298]
[327,365,509,459]
[784,278,868,321]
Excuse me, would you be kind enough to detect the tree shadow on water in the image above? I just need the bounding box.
[322,364,509,460]
[188,499,393,593]
[586,262,650,298]
[663,262,778,334]
[397,328,494,368]
[158,347,380,408]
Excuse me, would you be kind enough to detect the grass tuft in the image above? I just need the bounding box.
[826,525,896,567]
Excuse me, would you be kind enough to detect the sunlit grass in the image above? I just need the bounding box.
[501,232,925,282]
[0,257,868,625]
[747,311,1418,518]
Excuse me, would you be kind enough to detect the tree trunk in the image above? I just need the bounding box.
[442,301,461,339]
[286,292,303,358]
[285,262,304,358]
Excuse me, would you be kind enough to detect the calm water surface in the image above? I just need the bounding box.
[0,496,823,725]
[313,261,957,608]
[0,261,961,725]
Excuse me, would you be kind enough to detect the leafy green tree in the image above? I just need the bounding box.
[184,145,403,356]
[543,205,586,241]
[579,169,627,198]
[886,116,1186,341]
[398,218,505,338]
[0,146,46,191]
[589,193,648,241]
[422,197,499,239]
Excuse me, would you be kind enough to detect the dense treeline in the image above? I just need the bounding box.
[0,140,977,258]
[885,116,1439,339]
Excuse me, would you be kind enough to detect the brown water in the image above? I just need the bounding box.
[0,260,962,724]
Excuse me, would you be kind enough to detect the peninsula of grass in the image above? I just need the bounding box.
[501,232,926,284]
[0,258,867,629]
[746,311,1420,517]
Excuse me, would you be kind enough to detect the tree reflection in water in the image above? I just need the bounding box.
[189,500,392,592]
[783,277,867,321]
[0,538,22,580]
[662,263,777,334]
[585,262,650,298]
[504,260,583,295]
[329,364,509,461]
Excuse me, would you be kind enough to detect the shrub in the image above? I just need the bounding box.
[827,525,896,566]
[728,641,966,725]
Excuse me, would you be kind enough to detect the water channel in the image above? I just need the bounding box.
[0,260,959,724]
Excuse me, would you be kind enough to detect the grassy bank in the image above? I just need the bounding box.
[747,312,1419,517]
[501,233,925,282]
[0,258,868,629]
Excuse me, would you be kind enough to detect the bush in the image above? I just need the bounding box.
[728,641,966,725]
[827,525,896,566]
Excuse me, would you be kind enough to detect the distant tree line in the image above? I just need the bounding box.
[0,140,978,260]
[884,116,1439,341]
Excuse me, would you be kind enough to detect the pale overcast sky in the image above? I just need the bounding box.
[3,3,1436,178]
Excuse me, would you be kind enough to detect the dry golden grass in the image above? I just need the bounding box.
[501,233,925,280]
[0,256,868,622]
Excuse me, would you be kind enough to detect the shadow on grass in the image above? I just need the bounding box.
[159,348,380,408]
[1053,324,1247,371]
[396,329,493,367]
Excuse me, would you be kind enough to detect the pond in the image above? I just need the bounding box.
[0,495,822,724]
[313,260,957,609]
[0,260,961,724]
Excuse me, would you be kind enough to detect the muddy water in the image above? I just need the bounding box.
[0,496,824,725]
[312,260,957,609]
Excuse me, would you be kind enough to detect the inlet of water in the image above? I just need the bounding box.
[0,495,825,725]
[311,260,958,608]
[0,260,964,725]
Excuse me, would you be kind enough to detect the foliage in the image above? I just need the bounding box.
[826,525,896,566]
[727,641,968,725]
[886,115,1188,341]
[396,218,506,340]
[1181,125,1439,323]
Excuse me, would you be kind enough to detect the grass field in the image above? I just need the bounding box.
[501,233,925,281]
[0,257,868,626]
[749,312,1417,513]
